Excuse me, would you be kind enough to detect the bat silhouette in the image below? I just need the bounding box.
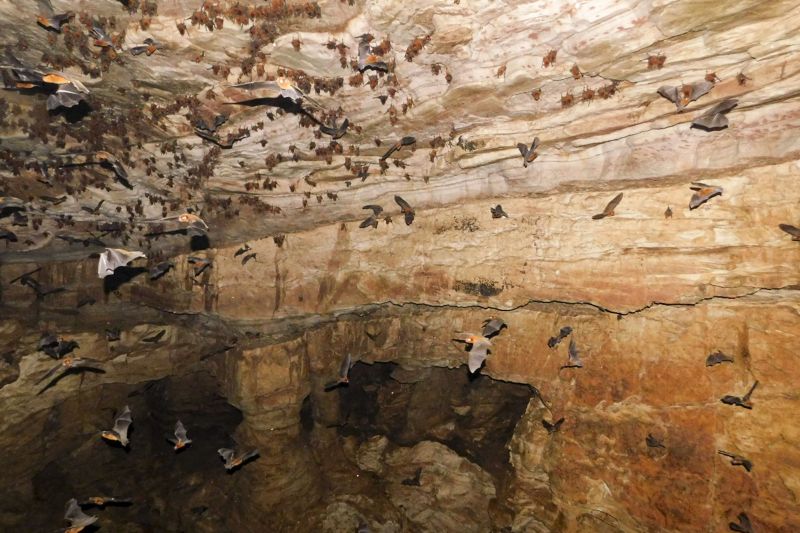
[141,330,165,343]
[81,200,105,215]
[0,196,25,215]
[592,193,623,220]
[360,205,383,229]
[0,229,17,242]
[242,252,257,265]
[721,381,758,409]
[380,136,416,160]
[325,353,352,390]
[227,79,321,108]
[778,224,800,241]
[357,34,388,72]
[36,0,74,32]
[320,118,349,139]
[517,137,540,167]
[129,38,161,56]
[561,338,583,369]
[706,351,734,366]
[62,498,97,532]
[646,433,665,448]
[194,128,250,149]
[689,182,723,210]
[54,151,131,188]
[38,334,79,359]
[79,496,132,508]
[149,261,174,280]
[692,99,738,130]
[657,81,714,111]
[218,447,259,471]
[718,450,753,472]
[167,420,192,451]
[15,272,65,299]
[98,248,146,278]
[548,326,572,348]
[482,318,507,338]
[234,243,251,257]
[401,467,422,486]
[728,512,753,533]
[491,205,508,218]
[37,356,105,385]
[188,256,212,276]
[90,23,114,48]
[101,405,132,447]
[542,417,565,433]
[395,195,415,225]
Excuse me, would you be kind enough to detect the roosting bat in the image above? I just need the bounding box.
[562,339,583,369]
[691,99,738,130]
[357,34,388,72]
[97,248,146,278]
[167,420,192,451]
[718,450,753,472]
[517,137,540,167]
[325,353,352,390]
[542,417,564,433]
[657,81,714,111]
[548,326,572,348]
[395,195,415,225]
[37,356,105,385]
[706,351,734,366]
[320,118,349,139]
[360,205,383,229]
[689,182,723,210]
[664,206,673,219]
[592,193,623,220]
[721,381,758,409]
[491,205,508,218]
[101,405,132,447]
[218,447,259,471]
[62,498,97,532]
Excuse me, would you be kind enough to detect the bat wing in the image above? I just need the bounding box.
[517,143,528,157]
[689,187,722,209]
[380,143,399,160]
[242,449,260,463]
[130,45,150,56]
[357,40,371,66]
[362,204,383,215]
[47,83,87,111]
[657,85,679,105]
[359,217,377,229]
[708,98,738,115]
[73,357,105,370]
[688,81,714,103]
[779,224,800,237]
[218,448,235,462]
[338,353,352,380]
[604,192,623,215]
[36,362,64,384]
[230,81,279,92]
[65,498,97,527]
[467,341,490,373]
[692,112,728,130]
[175,420,189,441]
[482,318,506,337]
[99,248,146,278]
[400,136,416,146]
[530,137,540,152]
[37,0,54,14]
[394,195,412,211]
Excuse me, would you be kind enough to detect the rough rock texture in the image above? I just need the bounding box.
[1,0,800,531]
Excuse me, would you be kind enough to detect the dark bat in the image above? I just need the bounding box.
[646,433,665,448]
[728,512,753,533]
[227,79,321,108]
[188,256,212,276]
[141,330,166,343]
[319,118,349,139]
[234,243,252,257]
[129,38,161,56]
[241,252,257,265]
[79,496,132,508]
[547,326,572,348]
[401,467,422,486]
[779,224,800,241]
[481,317,506,338]
[76,296,96,308]
[592,193,623,220]
[395,195,415,225]
[490,205,509,218]
[105,328,121,342]
[0,196,26,216]
[657,81,714,111]
[63,498,97,531]
[324,353,352,390]
[90,24,114,48]
[718,450,753,472]
[517,137,540,167]
[81,200,105,215]
[167,420,192,451]
[0,229,17,242]
[380,136,416,160]
[689,182,723,210]
[37,356,105,385]
[40,195,68,205]
[149,261,174,280]
[721,381,758,409]
[664,206,673,219]
[101,405,132,447]
[194,113,228,133]
[360,205,383,229]
[542,417,565,433]
[194,128,250,148]
[218,447,259,471]
[37,8,74,33]
[706,351,734,366]
[58,234,106,247]
[38,334,79,359]
[692,99,738,131]
[98,248,146,278]
[562,338,583,369]
[357,34,388,72]
[54,152,131,189]
[17,275,65,299]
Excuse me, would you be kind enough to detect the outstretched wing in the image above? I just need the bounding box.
[65,498,97,527]
[604,193,623,215]
[481,318,506,337]
[657,85,679,105]
[517,143,528,157]
[113,406,132,439]
[779,224,800,237]
[686,81,714,103]
[467,341,490,373]
[36,362,64,384]
[362,204,383,215]
[218,448,235,462]
[338,353,352,380]
[175,420,189,441]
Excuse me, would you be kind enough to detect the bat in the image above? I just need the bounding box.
[37,356,105,385]
[90,24,114,48]
[161,213,209,234]
[141,330,166,343]
[149,261,174,280]
[647,53,666,70]
[548,326,572,348]
[729,512,753,533]
[129,38,160,56]
[736,72,751,86]
[81,200,105,215]
[36,0,74,33]
[718,450,753,472]
[664,206,673,219]
[319,118,349,139]
[101,405,132,447]
[58,234,106,247]
[491,205,508,218]
[692,99,738,130]
[38,334,79,358]
[721,381,758,409]
[167,420,192,451]
[105,328,121,342]
[380,136,416,160]
[357,34,388,72]
[46,78,89,111]
[646,433,665,448]
[234,243,251,257]
[657,81,714,111]
[562,338,583,369]
[227,79,321,108]
[324,353,352,390]
[482,317,507,338]
[542,417,564,433]
[592,193,623,220]
[394,195,415,225]
[54,152,131,189]
[0,229,17,242]
[542,49,557,68]
[188,256,212,276]
[517,137,540,167]
[360,205,383,229]
[79,496,132,508]
[97,248,146,278]
[454,332,493,374]
[401,467,422,486]
[63,498,97,532]
[218,447,260,471]
[689,182,723,210]
[779,224,800,241]
[194,128,250,149]
[706,351,734,366]
[0,196,25,214]
[241,252,257,265]
[16,273,65,299]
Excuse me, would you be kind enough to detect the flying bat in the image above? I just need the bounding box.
[37,356,105,385]
[188,256,212,276]
[162,213,208,234]
[98,248,146,278]
[691,99,738,130]
[592,192,623,220]
[241,252,257,265]
[234,243,251,257]
[15,272,65,299]
[490,205,509,219]
[218,447,259,471]
[721,381,758,409]
[517,137,540,167]
[324,353,352,390]
[79,496,132,508]
[45,76,89,111]
[657,81,714,111]
[547,326,572,348]
[38,334,79,358]
[779,224,800,241]
[90,23,115,48]
[728,512,753,533]
[456,333,492,374]
[194,128,250,149]
[360,205,383,229]
[395,195,415,225]
[320,118,349,139]
[62,498,97,532]
[542,417,565,433]
[646,433,665,448]
[141,330,166,343]
[149,261,174,280]
[718,450,753,472]
[81,200,105,215]
[401,467,422,486]
[54,151,131,188]
[101,405,132,447]
[36,0,74,33]
[380,136,416,160]
[357,34,388,72]
[167,420,192,451]
[227,78,320,108]
[129,38,161,56]
[561,338,583,369]
[689,182,723,210]
[706,351,734,366]
[482,317,507,338]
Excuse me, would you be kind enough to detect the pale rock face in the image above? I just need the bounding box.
[1,0,800,531]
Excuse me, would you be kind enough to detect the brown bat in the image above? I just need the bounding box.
[542,49,557,68]
[325,353,352,390]
[561,338,583,369]
[705,72,721,83]
[37,356,105,385]
[517,137,540,167]
[36,0,74,32]
[647,53,666,70]
[395,195,415,225]
[736,72,751,86]
[319,118,349,139]
[90,24,115,48]
[646,433,665,448]
[380,136,416,160]
[218,447,260,471]
[79,496,132,508]
[542,417,564,433]
[592,193,623,220]
[706,351,734,366]
[357,34,388,72]
[664,206,673,219]
[62,498,97,532]
[101,405,132,447]
[548,326,572,348]
[491,205,508,218]
[692,99,738,130]
[54,151,131,188]
[721,381,758,409]
[167,420,192,451]
[570,64,582,79]
[188,256,212,276]
[779,224,800,241]
[360,204,383,229]
[718,450,753,472]
[657,81,714,111]
[689,182,722,210]
[98,248,146,278]
[129,38,161,56]
[729,512,753,533]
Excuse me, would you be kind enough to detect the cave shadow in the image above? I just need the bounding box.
[103,267,147,293]
[49,100,93,123]
[189,234,210,251]
[37,367,106,396]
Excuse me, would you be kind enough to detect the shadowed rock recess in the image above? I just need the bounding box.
[1,0,800,531]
